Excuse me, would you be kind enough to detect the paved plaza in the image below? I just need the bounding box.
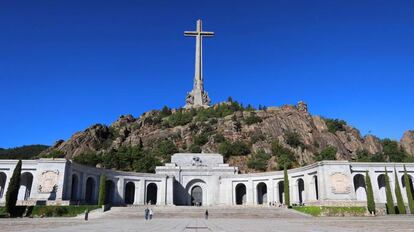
[1,210,414,232]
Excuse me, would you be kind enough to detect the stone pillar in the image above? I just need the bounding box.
[138,179,145,205]
[269,180,275,204]
[133,180,140,205]
[166,176,174,205]
[247,180,254,205]
[117,177,124,205]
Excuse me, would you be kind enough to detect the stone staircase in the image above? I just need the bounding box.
[99,205,309,219]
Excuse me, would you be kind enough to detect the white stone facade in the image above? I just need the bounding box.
[0,154,413,207]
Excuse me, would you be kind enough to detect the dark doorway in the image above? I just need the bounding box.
[278,181,284,204]
[0,172,6,199]
[191,186,203,206]
[257,182,267,205]
[235,183,246,205]
[85,177,95,204]
[314,176,319,200]
[19,172,33,200]
[146,183,157,205]
[297,178,304,204]
[71,174,79,201]
[105,180,115,205]
[125,182,135,205]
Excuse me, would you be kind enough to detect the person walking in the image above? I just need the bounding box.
[205,210,209,220]
[149,208,153,220]
[144,207,149,220]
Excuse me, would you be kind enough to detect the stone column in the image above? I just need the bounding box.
[138,179,145,205]
[166,176,174,205]
[247,180,254,205]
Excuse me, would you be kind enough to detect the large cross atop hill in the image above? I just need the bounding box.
[184,19,214,109]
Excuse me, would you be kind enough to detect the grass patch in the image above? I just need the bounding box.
[293,206,367,217]
[0,205,100,218]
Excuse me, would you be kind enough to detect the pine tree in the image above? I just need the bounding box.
[365,171,376,214]
[403,165,414,214]
[284,165,290,208]
[385,167,395,214]
[5,160,22,217]
[394,168,406,214]
[98,175,107,206]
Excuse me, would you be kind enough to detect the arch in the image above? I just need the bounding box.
[85,177,96,204]
[377,174,386,203]
[235,183,246,205]
[191,185,203,206]
[313,175,319,200]
[146,183,157,205]
[0,172,6,199]
[124,182,135,205]
[256,182,267,205]
[297,178,305,204]
[185,179,207,206]
[71,174,79,201]
[278,181,284,204]
[401,174,414,200]
[105,180,115,205]
[353,174,366,201]
[18,172,33,200]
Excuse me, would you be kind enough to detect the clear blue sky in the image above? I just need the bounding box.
[1,0,413,148]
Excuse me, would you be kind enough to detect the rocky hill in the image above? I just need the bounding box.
[41,100,414,173]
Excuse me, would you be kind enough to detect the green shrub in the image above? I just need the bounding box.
[382,139,407,162]
[193,133,209,146]
[38,150,65,159]
[271,141,296,170]
[244,112,262,125]
[98,175,107,207]
[73,152,101,167]
[323,118,347,133]
[284,131,303,148]
[247,149,270,171]
[385,167,395,214]
[365,171,376,214]
[189,144,202,153]
[218,140,250,159]
[315,146,337,161]
[160,106,172,118]
[167,110,193,126]
[403,165,414,214]
[213,134,225,143]
[394,168,406,214]
[5,160,22,217]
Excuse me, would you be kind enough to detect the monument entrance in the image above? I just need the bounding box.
[191,185,203,206]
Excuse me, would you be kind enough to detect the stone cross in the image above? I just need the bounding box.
[184,19,214,108]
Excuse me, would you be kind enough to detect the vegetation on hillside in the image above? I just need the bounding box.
[0,145,49,159]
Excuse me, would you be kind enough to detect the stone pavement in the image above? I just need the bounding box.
[1,207,414,232]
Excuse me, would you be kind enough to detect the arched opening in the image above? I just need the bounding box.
[313,175,319,200]
[353,174,366,201]
[125,182,135,205]
[278,181,284,204]
[0,172,6,199]
[256,182,267,205]
[297,178,305,204]
[377,174,386,203]
[105,180,115,205]
[401,174,414,200]
[18,172,33,200]
[146,183,157,205]
[235,183,246,205]
[191,185,203,206]
[85,177,96,204]
[71,174,79,201]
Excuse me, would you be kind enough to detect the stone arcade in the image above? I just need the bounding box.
[1,154,414,207]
